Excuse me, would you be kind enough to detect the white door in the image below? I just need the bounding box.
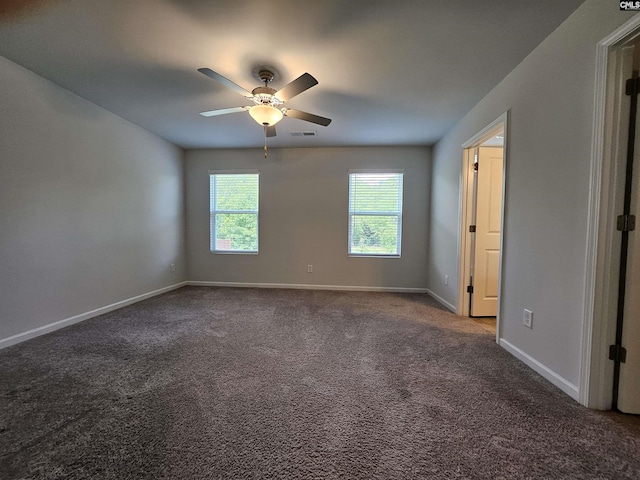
[471,147,503,317]
[618,86,640,414]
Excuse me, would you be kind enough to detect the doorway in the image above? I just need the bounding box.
[458,113,508,343]
[583,17,640,413]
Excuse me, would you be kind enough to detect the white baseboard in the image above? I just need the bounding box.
[424,288,457,312]
[188,281,428,293]
[499,338,579,401]
[0,282,188,350]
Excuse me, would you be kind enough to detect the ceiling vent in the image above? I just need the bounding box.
[290,131,317,137]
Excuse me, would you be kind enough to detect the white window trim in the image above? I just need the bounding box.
[348,170,404,258]
[209,171,259,254]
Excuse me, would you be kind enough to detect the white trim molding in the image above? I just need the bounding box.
[0,282,188,350]
[425,288,457,312]
[501,339,580,402]
[188,281,428,293]
[461,113,508,149]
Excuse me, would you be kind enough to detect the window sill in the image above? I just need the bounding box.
[348,254,401,259]
[210,250,259,255]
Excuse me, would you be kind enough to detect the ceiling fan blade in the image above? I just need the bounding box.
[266,126,277,137]
[284,109,332,127]
[274,73,318,102]
[199,106,249,117]
[198,68,253,98]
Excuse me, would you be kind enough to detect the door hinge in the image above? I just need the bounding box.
[626,77,640,96]
[466,285,474,294]
[469,225,476,233]
[609,344,627,363]
[616,214,636,232]
[473,162,478,171]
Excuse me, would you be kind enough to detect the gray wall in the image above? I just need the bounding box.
[427,1,634,388]
[186,146,430,289]
[0,56,186,342]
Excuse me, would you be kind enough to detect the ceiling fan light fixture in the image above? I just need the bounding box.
[249,104,283,126]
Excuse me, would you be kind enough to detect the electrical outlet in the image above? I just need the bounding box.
[170,263,176,273]
[523,309,533,329]
[444,275,449,286]
[307,264,313,273]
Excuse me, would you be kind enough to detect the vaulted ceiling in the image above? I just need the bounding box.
[0,0,585,149]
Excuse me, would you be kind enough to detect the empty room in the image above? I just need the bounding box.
[2,1,640,478]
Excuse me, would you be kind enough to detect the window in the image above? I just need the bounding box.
[348,171,403,256]
[209,172,259,253]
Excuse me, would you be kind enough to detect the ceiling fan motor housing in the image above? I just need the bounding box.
[251,86,283,107]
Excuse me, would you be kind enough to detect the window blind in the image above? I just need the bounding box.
[348,172,403,256]
[209,173,259,253]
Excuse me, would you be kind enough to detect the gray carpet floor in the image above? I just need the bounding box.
[1,286,639,479]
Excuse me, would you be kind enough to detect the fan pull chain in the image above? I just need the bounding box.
[264,125,268,158]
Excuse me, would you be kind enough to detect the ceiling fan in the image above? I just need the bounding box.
[197,67,332,139]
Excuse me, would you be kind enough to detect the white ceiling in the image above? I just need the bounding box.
[0,0,585,149]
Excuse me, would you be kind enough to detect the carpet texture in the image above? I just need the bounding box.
[1,287,639,479]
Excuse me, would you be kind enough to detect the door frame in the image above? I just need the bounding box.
[581,15,640,409]
[457,112,508,344]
